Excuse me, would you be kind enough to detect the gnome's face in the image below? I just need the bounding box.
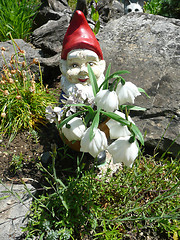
[60,49,106,85]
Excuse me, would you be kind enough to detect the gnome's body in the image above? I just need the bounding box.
[59,10,106,101]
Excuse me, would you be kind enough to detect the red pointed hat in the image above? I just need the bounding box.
[61,10,103,60]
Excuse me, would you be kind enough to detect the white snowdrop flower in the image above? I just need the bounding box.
[107,136,139,167]
[62,117,86,141]
[116,82,141,105]
[80,128,108,158]
[106,110,134,139]
[95,89,118,112]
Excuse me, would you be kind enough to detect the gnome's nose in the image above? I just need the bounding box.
[80,64,88,73]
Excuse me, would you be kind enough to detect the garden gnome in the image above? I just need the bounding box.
[59,10,106,100]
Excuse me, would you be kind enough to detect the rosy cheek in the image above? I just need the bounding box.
[92,67,101,78]
[66,69,79,83]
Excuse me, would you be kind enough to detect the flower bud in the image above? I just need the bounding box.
[19,50,25,55]
[1,112,6,118]
[33,58,39,64]
[11,70,16,74]
[9,78,14,84]
[16,95,22,100]
[4,90,9,95]
[1,74,6,80]
[22,61,26,68]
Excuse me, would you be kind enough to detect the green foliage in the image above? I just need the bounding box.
[91,1,100,35]
[0,37,57,141]
[23,147,180,239]
[10,153,25,173]
[144,0,180,19]
[67,0,100,34]
[67,0,92,10]
[0,0,41,41]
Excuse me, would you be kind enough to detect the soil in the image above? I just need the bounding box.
[0,83,172,240]
[0,122,61,181]
[0,79,84,183]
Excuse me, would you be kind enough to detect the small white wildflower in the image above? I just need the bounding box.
[95,89,118,112]
[116,82,141,105]
[106,110,134,139]
[80,128,108,158]
[107,136,139,167]
[61,117,86,141]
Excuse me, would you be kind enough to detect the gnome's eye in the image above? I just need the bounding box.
[88,62,94,66]
[72,64,78,68]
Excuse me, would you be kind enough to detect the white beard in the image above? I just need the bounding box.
[61,74,105,99]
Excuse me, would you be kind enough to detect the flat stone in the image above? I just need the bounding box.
[0,183,35,240]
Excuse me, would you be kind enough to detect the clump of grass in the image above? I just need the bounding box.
[0,37,57,142]
[144,0,180,19]
[23,145,180,239]
[0,0,41,41]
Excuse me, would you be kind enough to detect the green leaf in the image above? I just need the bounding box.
[58,110,85,128]
[0,195,10,200]
[102,64,111,90]
[121,105,146,111]
[94,20,100,35]
[92,11,99,22]
[90,110,100,141]
[84,112,94,127]
[100,111,130,126]
[138,87,150,98]
[66,103,94,116]
[106,70,130,82]
[131,124,144,146]
[88,64,99,96]
[91,5,95,17]
[100,110,144,145]
[39,233,45,240]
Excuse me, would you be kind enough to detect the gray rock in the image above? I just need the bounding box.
[0,39,61,84]
[111,0,124,20]
[41,151,52,165]
[31,15,70,55]
[0,183,35,240]
[98,13,180,157]
[0,39,43,76]
[33,0,70,30]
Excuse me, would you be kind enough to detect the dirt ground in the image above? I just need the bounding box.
[0,81,82,183]
[0,122,61,181]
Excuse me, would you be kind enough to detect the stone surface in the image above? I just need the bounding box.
[98,13,180,157]
[0,183,35,240]
[97,0,124,22]
[0,39,42,76]
[0,39,62,84]
[31,15,70,55]
[33,0,70,30]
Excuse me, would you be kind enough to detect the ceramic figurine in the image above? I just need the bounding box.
[124,0,144,14]
[59,10,106,101]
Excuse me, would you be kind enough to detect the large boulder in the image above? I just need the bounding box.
[98,13,180,157]
[0,39,42,75]
[33,0,70,30]
[0,39,60,85]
